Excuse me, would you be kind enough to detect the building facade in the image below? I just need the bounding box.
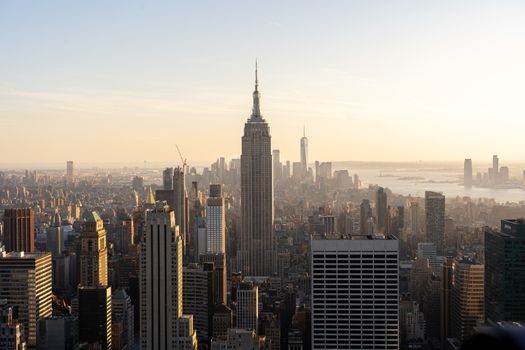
[0,252,52,347]
[311,235,399,349]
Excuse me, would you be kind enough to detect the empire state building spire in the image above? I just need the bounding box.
[250,60,263,120]
[239,62,276,276]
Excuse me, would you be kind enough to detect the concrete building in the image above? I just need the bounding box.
[183,263,215,347]
[112,289,134,350]
[140,202,197,350]
[206,184,226,254]
[311,234,399,349]
[236,282,259,332]
[0,252,52,347]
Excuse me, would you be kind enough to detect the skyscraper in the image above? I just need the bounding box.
[376,187,388,234]
[236,281,259,332]
[485,219,525,322]
[0,251,52,347]
[112,289,134,350]
[78,211,112,349]
[206,184,225,254]
[239,63,276,276]
[311,235,399,349]
[3,207,35,253]
[66,160,75,185]
[464,159,473,188]
[492,154,499,182]
[300,126,308,174]
[425,191,445,255]
[360,199,373,235]
[450,259,484,343]
[173,166,189,255]
[46,210,63,256]
[140,202,197,350]
[79,212,108,287]
[163,167,174,190]
[183,262,215,347]
[272,149,282,182]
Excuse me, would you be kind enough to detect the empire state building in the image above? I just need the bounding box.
[238,63,276,276]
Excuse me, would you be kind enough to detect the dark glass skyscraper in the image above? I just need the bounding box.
[238,63,276,276]
[425,191,445,255]
[485,219,525,322]
[376,187,388,234]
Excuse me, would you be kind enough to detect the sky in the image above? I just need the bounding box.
[1,1,525,166]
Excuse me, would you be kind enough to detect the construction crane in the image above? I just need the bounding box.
[175,144,187,171]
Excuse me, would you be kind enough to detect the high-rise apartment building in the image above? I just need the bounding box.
[236,282,259,332]
[3,208,35,253]
[376,187,388,234]
[163,167,174,190]
[485,219,525,322]
[464,159,473,188]
[0,251,52,347]
[450,259,484,343]
[238,64,276,276]
[173,166,189,254]
[206,184,225,254]
[311,234,399,349]
[140,202,197,350]
[425,191,445,255]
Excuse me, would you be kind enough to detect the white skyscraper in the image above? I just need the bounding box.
[311,235,399,349]
[140,202,197,350]
[206,184,225,254]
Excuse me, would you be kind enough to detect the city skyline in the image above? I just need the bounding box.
[2,1,525,164]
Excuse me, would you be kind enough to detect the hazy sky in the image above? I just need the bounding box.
[2,1,525,165]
